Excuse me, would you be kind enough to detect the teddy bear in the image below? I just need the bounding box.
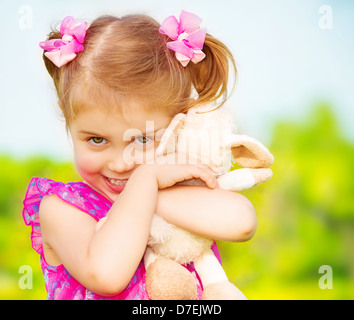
[143,102,274,300]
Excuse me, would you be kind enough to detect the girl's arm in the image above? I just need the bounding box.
[39,164,218,297]
[40,167,158,296]
[156,186,257,242]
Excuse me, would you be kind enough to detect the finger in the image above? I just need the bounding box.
[202,162,221,175]
[195,166,218,189]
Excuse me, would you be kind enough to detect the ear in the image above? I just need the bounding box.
[155,113,186,157]
[227,134,274,168]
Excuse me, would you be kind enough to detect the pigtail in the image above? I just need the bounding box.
[41,27,83,120]
[187,34,237,108]
[42,30,62,84]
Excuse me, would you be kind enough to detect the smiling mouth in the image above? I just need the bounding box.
[106,177,128,186]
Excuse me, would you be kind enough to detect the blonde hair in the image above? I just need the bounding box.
[42,14,237,126]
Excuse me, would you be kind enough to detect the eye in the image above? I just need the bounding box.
[134,136,153,145]
[89,137,107,145]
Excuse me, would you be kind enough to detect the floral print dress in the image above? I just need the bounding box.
[23,177,220,300]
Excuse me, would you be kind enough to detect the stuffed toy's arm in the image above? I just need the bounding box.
[217,168,272,191]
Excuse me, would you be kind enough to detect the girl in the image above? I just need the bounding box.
[23,11,256,300]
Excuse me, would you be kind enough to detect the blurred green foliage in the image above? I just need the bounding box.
[1,104,353,299]
[0,156,80,299]
[220,103,354,299]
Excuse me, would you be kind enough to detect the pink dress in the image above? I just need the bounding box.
[22,177,221,300]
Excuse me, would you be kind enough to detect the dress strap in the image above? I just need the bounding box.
[23,177,111,254]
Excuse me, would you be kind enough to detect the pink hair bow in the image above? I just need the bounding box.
[39,16,87,68]
[159,10,206,67]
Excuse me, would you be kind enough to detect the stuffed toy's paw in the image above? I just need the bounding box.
[217,168,273,191]
[202,281,247,300]
[145,257,197,300]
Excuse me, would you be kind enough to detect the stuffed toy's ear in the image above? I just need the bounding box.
[227,134,274,168]
[156,113,186,157]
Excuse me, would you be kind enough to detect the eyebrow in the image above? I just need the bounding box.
[143,127,166,135]
[77,127,166,136]
[77,130,103,136]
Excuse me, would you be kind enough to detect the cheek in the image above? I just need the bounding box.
[74,151,102,176]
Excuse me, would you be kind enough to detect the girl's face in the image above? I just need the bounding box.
[69,105,172,202]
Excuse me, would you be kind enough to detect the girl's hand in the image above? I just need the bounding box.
[136,162,218,190]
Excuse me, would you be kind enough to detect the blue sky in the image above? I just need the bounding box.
[1,0,353,160]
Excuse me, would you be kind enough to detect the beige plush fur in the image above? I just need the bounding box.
[144,103,274,300]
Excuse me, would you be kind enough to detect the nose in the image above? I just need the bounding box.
[107,149,136,174]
